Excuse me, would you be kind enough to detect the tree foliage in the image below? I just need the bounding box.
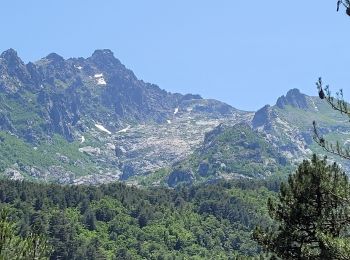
[0,208,50,259]
[254,155,350,259]
[337,0,350,15]
[314,2,350,158]
[313,78,350,160]
[0,178,282,259]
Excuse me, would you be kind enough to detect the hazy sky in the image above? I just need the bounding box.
[0,1,349,111]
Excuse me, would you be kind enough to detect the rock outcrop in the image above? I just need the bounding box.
[276,88,309,109]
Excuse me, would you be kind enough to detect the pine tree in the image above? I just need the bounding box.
[313,78,350,160]
[308,5,350,258]
[84,209,97,231]
[313,2,350,158]
[0,208,50,259]
[253,155,350,259]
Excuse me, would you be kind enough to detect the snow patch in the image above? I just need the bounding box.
[94,73,103,78]
[310,99,319,111]
[95,124,112,134]
[117,125,131,133]
[75,65,83,70]
[174,107,179,115]
[81,136,85,143]
[94,73,107,85]
[167,120,171,124]
[79,146,101,155]
[97,78,107,85]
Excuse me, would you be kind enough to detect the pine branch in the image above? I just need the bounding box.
[314,78,350,160]
[316,78,350,117]
[313,121,350,160]
[337,0,350,15]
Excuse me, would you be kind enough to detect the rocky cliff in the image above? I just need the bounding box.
[1,48,349,186]
[0,49,248,184]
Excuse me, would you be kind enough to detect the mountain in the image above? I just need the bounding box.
[136,89,350,187]
[164,123,290,187]
[1,48,349,185]
[0,48,239,141]
[0,49,248,184]
[252,88,350,167]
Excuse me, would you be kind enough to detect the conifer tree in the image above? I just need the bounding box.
[313,2,350,158]
[0,208,50,259]
[313,78,350,160]
[308,5,350,258]
[253,155,350,259]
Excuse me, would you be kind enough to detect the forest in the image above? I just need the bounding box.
[0,177,282,259]
[1,1,350,260]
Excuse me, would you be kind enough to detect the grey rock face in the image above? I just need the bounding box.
[198,162,210,177]
[0,48,248,184]
[120,165,135,180]
[252,105,275,130]
[4,48,345,186]
[276,88,309,109]
[4,168,23,180]
[167,169,194,187]
[0,113,14,131]
[79,146,101,156]
[0,49,241,143]
[0,49,33,92]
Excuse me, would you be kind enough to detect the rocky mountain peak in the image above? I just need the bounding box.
[0,48,26,70]
[92,49,115,58]
[88,49,137,87]
[252,105,273,129]
[45,53,65,64]
[181,93,202,101]
[0,49,32,92]
[89,49,122,68]
[276,88,308,109]
[0,48,21,62]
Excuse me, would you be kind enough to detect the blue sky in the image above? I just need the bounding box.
[0,0,349,111]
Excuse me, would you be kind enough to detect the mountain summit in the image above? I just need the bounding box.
[0,49,238,142]
[276,88,309,109]
[0,49,349,185]
[0,48,243,184]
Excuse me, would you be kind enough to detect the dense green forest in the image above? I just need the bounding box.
[0,177,282,259]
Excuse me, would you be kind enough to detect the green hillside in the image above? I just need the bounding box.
[0,178,280,259]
